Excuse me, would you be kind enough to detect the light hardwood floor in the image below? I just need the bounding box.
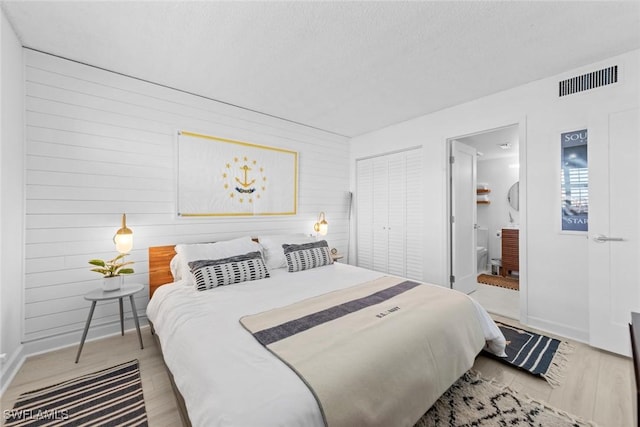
[470,282,520,320]
[1,326,181,427]
[1,319,634,427]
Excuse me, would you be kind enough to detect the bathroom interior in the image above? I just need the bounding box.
[458,125,520,319]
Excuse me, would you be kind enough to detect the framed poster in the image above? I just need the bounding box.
[560,129,588,231]
[177,131,298,216]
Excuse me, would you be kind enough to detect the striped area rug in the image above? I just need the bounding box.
[489,323,573,386]
[4,359,147,426]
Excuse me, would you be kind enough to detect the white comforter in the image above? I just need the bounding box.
[146,263,506,427]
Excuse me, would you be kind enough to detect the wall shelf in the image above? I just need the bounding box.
[477,187,491,204]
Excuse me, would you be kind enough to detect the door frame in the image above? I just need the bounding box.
[445,118,528,324]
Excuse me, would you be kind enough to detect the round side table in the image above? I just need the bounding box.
[75,283,145,363]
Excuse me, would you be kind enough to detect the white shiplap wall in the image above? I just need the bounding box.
[24,49,350,349]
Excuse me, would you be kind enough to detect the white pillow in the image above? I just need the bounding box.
[169,254,182,281]
[258,234,316,270]
[175,237,262,284]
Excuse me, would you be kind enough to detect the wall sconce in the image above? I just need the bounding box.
[113,213,133,253]
[313,212,328,236]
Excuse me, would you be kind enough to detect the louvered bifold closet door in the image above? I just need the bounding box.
[356,148,424,281]
[387,152,406,277]
[356,159,374,270]
[372,156,390,273]
[404,153,423,280]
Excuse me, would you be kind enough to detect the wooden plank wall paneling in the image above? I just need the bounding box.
[24,50,350,346]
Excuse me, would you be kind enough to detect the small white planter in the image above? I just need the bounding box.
[102,275,123,292]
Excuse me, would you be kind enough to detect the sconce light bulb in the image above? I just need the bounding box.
[114,213,133,254]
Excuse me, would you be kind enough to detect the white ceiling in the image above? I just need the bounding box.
[2,1,639,137]
[458,125,519,161]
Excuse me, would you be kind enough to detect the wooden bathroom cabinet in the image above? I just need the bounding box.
[501,228,519,277]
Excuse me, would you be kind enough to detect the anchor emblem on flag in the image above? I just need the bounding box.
[235,165,256,194]
[221,156,267,204]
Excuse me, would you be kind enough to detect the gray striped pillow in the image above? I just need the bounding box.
[282,240,333,273]
[188,251,269,291]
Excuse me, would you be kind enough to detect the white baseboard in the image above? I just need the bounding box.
[0,316,149,398]
[0,344,25,397]
[23,317,149,357]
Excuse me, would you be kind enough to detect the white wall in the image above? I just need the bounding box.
[477,155,520,263]
[350,49,639,343]
[21,50,350,356]
[0,9,25,393]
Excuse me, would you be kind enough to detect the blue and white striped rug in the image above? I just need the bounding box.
[4,359,147,426]
[491,322,573,387]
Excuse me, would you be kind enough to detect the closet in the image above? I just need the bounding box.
[356,148,423,281]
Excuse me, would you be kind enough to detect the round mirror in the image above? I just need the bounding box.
[507,182,519,211]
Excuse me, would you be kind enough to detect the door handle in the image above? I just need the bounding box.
[593,234,624,243]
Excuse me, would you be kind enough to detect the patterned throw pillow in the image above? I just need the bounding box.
[282,240,333,273]
[188,251,269,291]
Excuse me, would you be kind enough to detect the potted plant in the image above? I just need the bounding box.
[89,253,135,291]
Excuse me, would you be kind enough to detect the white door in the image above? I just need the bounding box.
[356,159,374,270]
[405,154,424,280]
[372,156,389,273]
[387,152,407,277]
[450,141,478,294]
[356,149,424,280]
[589,108,640,356]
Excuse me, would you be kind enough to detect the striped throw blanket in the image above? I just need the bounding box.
[240,276,485,427]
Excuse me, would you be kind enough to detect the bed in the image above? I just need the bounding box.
[146,235,506,427]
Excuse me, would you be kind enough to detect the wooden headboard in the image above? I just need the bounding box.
[148,238,261,298]
[149,245,177,298]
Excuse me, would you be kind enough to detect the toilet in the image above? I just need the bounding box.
[476,227,488,273]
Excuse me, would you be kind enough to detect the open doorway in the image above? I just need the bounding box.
[449,124,520,320]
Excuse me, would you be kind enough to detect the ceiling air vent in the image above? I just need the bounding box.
[559,65,618,97]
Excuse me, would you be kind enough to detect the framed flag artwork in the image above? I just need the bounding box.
[177,131,298,216]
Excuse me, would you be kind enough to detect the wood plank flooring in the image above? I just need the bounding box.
[479,315,635,427]
[1,326,181,427]
[1,319,634,427]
